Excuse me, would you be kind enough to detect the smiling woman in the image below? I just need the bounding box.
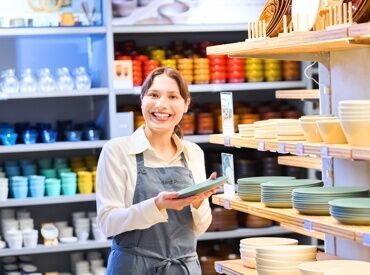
[96,67,218,275]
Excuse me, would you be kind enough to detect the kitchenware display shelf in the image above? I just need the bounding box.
[212,194,370,245]
[0,88,109,100]
[0,27,107,37]
[277,156,322,170]
[209,134,370,161]
[275,89,320,99]
[115,81,307,95]
[206,23,370,61]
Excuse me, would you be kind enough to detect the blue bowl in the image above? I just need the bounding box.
[29,186,45,197]
[41,130,58,143]
[84,129,102,141]
[65,130,82,142]
[11,186,28,199]
[0,133,18,146]
[62,182,77,195]
[22,130,38,144]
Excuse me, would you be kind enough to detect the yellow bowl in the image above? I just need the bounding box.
[316,120,347,144]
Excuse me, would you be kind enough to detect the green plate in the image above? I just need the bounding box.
[261,179,323,188]
[177,176,228,198]
[328,198,370,209]
[237,176,295,185]
[293,187,369,195]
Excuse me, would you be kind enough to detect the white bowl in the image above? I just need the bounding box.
[241,255,256,268]
[300,122,323,142]
[299,115,335,122]
[256,245,317,255]
[240,237,298,246]
[256,252,317,261]
[256,257,307,268]
[340,119,370,146]
[298,260,370,275]
[325,266,370,275]
[339,100,370,106]
[257,267,300,275]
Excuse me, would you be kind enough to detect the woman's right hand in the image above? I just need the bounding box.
[154,191,200,211]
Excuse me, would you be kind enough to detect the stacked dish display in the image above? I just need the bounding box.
[316,118,348,144]
[261,179,323,208]
[238,124,255,138]
[329,198,370,225]
[338,100,370,146]
[299,115,335,142]
[298,260,370,275]
[255,245,317,275]
[276,119,305,141]
[237,176,295,202]
[239,237,298,268]
[254,120,278,139]
[293,187,369,215]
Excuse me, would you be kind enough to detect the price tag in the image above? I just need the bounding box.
[304,220,313,232]
[278,143,286,154]
[215,263,222,273]
[224,135,231,146]
[258,140,265,151]
[363,233,370,247]
[321,146,329,157]
[296,143,304,155]
[224,199,231,210]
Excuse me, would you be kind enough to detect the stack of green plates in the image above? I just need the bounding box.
[237,176,295,202]
[329,198,370,225]
[261,179,323,208]
[293,187,369,215]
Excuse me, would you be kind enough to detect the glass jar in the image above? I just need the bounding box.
[73,67,92,90]
[38,68,56,93]
[20,69,37,93]
[56,67,74,91]
[1,69,19,93]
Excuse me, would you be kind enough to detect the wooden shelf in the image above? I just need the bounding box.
[278,156,322,170]
[210,134,370,161]
[206,23,370,61]
[275,89,319,99]
[215,260,257,275]
[212,194,370,245]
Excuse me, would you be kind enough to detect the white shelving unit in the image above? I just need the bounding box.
[112,24,249,33]
[0,27,107,37]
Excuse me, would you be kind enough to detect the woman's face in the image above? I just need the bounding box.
[141,74,189,135]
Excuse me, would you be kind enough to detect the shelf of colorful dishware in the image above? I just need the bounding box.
[206,23,370,62]
[212,194,370,246]
[0,26,107,37]
[0,194,96,208]
[209,134,370,161]
[115,81,307,95]
[0,88,109,100]
[0,140,108,154]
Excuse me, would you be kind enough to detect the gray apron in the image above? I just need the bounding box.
[107,152,202,275]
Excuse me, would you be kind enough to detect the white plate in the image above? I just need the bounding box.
[0,240,6,249]
[60,236,78,243]
[292,0,320,32]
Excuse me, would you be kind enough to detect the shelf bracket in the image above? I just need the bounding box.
[322,156,334,186]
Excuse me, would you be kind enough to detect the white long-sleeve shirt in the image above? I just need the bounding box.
[96,126,212,238]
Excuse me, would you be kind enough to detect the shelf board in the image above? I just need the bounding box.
[206,23,370,61]
[112,24,248,33]
[215,260,257,275]
[278,156,322,170]
[115,81,307,95]
[0,140,107,154]
[212,194,370,245]
[0,27,107,37]
[209,134,370,161]
[0,88,109,100]
[0,240,112,257]
[183,135,210,143]
[275,89,319,99]
[198,226,290,241]
[0,194,96,208]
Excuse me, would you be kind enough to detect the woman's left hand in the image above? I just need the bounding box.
[191,172,219,209]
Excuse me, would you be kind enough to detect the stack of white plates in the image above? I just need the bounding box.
[276,119,305,141]
[299,115,335,142]
[254,120,278,139]
[238,124,255,138]
[261,179,323,208]
[298,260,370,275]
[256,245,317,275]
[338,100,370,146]
[239,237,298,268]
[293,187,369,215]
[329,198,370,225]
[237,176,295,202]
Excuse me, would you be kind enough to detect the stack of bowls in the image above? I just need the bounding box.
[45,178,61,197]
[38,158,52,169]
[77,171,93,194]
[73,217,90,242]
[293,187,369,215]
[28,175,45,198]
[329,198,370,225]
[10,176,28,199]
[22,229,38,248]
[240,237,298,268]
[207,207,239,231]
[5,164,20,177]
[264,59,282,82]
[237,176,295,202]
[238,124,255,138]
[0,177,8,201]
[5,229,23,249]
[316,118,347,144]
[298,260,370,275]
[261,179,323,208]
[60,172,77,195]
[254,119,277,139]
[338,100,370,146]
[40,168,57,179]
[299,115,336,142]
[177,58,193,84]
[21,163,37,176]
[245,58,264,82]
[193,58,209,84]
[256,245,317,275]
[276,119,305,141]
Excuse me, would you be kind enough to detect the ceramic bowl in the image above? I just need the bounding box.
[316,120,347,144]
[112,0,138,17]
[340,119,370,146]
[298,260,370,275]
[299,121,322,142]
[256,245,317,255]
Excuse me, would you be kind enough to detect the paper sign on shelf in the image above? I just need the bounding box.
[113,60,133,89]
[221,153,236,198]
[220,92,234,137]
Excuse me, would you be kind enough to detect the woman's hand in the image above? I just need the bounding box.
[155,191,201,211]
[191,171,219,209]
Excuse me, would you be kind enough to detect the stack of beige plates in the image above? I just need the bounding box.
[238,124,255,138]
[338,100,370,146]
[299,115,335,142]
[254,120,278,139]
[298,260,370,275]
[276,119,305,141]
[256,245,317,275]
[239,237,298,269]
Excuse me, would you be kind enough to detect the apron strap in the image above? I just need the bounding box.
[113,245,197,275]
[180,152,189,169]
